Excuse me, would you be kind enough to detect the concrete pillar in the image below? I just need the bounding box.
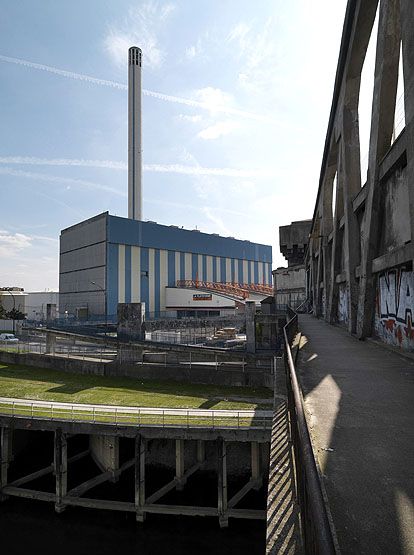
[400,0,414,267]
[251,441,262,489]
[175,439,185,490]
[315,236,323,317]
[197,440,205,464]
[245,301,256,354]
[217,438,228,528]
[0,428,10,501]
[90,435,119,482]
[54,429,67,513]
[357,0,401,337]
[134,434,145,522]
[117,302,145,341]
[45,332,56,355]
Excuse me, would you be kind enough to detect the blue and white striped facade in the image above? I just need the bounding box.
[59,212,272,318]
[107,216,272,317]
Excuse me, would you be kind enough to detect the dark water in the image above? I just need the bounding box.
[0,433,266,555]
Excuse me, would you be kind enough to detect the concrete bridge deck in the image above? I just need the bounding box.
[297,314,414,555]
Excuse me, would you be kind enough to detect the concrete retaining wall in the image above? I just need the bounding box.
[0,351,273,388]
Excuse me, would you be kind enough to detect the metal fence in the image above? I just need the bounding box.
[0,339,116,363]
[0,337,279,374]
[283,307,336,554]
[0,397,273,430]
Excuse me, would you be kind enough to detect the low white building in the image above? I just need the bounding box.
[25,291,59,321]
[0,288,27,313]
[164,287,266,318]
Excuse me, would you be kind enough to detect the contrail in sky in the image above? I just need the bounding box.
[0,54,271,122]
[0,166,126,197]
[0,156,277,178]
[0,165,250,218]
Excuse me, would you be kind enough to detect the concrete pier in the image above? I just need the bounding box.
[0,427,10,502]
[0,421,269,527]
[90,435,120,481]
[54,429,67,513]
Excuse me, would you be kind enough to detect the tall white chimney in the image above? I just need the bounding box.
[128,46,142,220]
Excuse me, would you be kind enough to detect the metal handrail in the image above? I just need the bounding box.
[0,397,273,431]
[295,297,312,314]
[283,308,336,554]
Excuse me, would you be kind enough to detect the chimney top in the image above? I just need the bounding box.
[128,46,142,67]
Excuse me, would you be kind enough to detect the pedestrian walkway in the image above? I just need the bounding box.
[297,314,414,555]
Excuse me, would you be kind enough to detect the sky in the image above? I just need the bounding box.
[0,0,350,291]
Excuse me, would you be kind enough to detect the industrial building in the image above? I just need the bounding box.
[272,220,311,307]
[59,212,272,319]
[59,46,272,320]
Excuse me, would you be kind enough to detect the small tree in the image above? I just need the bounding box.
[0,302,7,319]
[6,308,26,320]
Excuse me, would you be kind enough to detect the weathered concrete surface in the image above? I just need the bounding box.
[117,302,145,341]
[89,435,119,477]
[0,349,272,388]
[298,314,414,555]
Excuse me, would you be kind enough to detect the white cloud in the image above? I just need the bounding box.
[227,22,250,45]
[194,87,233,114]
[185,45,197,59]
[202,207,232,237]
[177,114,203,123]
[185,37,204,60]
[197,120,240,140]
[0,230,32,257]
[104,2,175,69]
[227,17,281,95]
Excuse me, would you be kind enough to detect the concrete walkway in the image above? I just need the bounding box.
[298,315,414,555]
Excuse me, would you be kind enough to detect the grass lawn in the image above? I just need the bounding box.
[0,362,273,411]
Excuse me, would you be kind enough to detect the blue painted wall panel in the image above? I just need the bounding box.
[212,257,217,283]
[154,249,160,316]
[238,259,243,284]
[248,261,252,284]
[107,243,118,316]
[125,245,131,303]
[168,251,175,286]
[140,247,149,315]
[254,261,259,283]
[220,258,226,283]
[202,255,207,281]
[180,252,185,281]
[192,253,198,280]
[230,259,235,283]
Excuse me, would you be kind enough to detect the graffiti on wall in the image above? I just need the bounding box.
[338,284,349,324]
[375,268,414,350]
